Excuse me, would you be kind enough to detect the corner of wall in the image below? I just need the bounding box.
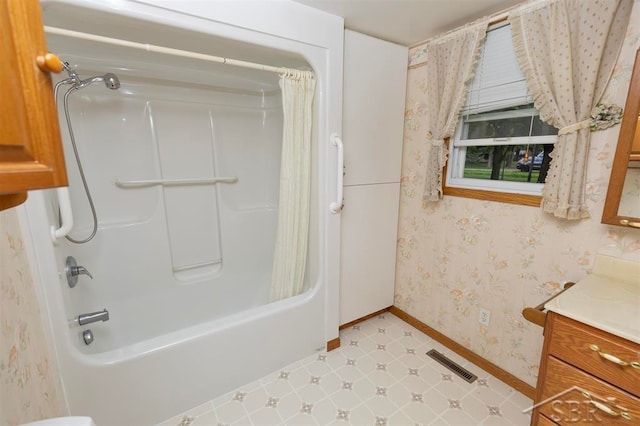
[0,206,67,425]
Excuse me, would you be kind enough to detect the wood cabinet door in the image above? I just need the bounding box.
[0,0,66,210]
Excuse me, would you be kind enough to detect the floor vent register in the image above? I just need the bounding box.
[426,349,478,383]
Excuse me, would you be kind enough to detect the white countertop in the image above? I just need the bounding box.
[545,254,640,344]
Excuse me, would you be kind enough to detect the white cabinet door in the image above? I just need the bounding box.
[340,183,400,325]
[343,30,407,186]
[340,31,406,325]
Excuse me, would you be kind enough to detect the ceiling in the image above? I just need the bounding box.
[292,0,525,46]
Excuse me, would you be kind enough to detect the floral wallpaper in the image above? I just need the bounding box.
[1,3,639,424]
[397,0,640,387]
[0,208,66,425]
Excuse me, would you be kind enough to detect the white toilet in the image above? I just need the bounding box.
[20,417,96,426]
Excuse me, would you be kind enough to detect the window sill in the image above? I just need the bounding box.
[443,186,542,207]
[443,138,544,207]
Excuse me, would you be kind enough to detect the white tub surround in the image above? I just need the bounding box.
[23,1,343,425]
[545,254,640,343]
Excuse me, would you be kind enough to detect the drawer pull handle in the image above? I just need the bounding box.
[581,391,632,420]
[589,344,640,369]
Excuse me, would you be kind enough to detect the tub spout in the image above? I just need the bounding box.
[78,309,109,326]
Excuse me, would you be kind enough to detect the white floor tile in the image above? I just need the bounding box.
[402,399,440,424]
[329,389,362,410]
[155,401,213,426]
[348,403,377,425]
[240,387,269,414]
[418,387,451,416]
[432,378,471,401]
[303,359,333,377]
[190,410,218,426]
[388,409,414,426]
[286,413,318,426]
[263,377,296,398]
[507,388,534,409]
[498,399,532,425]
[231,415,252,426]
[215,401,247,424]
[248,406,282,426]
[310,397,338,424]
[275,392,303,422]
[386,382,412,408]
[287,367,313,390]
[438,406,480,425]
[351,376,377,401]
[296,383,327,404]
[155,313,532,426]
[361,394,400,417]
[459,393,490,422]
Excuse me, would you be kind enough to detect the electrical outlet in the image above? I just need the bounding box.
[479,308,491,327]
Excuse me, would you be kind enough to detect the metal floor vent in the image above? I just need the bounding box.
[426,349,478,383]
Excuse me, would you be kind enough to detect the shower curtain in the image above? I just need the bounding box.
[270,71,316,301]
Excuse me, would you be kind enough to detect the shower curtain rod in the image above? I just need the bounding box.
[44,26,313,77]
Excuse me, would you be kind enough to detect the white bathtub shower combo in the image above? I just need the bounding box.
[21,1,343,424]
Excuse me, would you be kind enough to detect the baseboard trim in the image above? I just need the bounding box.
[329,306,393,352]
[326,337,341,352]
[389,306,535,399]
[339,306,393,330]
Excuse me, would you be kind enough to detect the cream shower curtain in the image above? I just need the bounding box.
[422,22,488,201]
[270,71,316,301]
[509,0,632,219]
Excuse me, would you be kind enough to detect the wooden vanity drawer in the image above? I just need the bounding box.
[547,313,640,397]
[536,413,559,425]
[538,356,640,424]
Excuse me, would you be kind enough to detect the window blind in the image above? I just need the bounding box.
[462,23,532,116]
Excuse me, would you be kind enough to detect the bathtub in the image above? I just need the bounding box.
[21,1,343,424]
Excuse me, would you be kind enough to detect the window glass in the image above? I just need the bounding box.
[446,23,557,197]
[463,105,558,139]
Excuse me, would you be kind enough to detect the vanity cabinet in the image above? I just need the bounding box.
[0,0,67,211]
[532,312,640,425]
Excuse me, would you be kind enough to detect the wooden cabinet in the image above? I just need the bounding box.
[602,49,640,226]
[0,0,67,211]
[533,312,640,425]
[633,115,640,161]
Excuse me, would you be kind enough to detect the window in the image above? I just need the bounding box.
[445,23,557,204]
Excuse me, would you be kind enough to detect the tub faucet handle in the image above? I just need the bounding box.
[74,265,93,279]
[66,256,93,288]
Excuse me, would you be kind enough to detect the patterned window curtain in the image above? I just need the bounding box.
[422,21,488,201]
[270,71,316,301]
[509,0,632,219]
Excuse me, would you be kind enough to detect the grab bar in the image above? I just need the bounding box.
[51,187,74,243]
[329,133,344,214]
[114,177,238,188]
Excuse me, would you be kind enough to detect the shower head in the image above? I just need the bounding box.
[76,73,121,90]
[59,61,121,91]
[103,73,120,90]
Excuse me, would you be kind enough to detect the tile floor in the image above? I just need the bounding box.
[157,313,533,425]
